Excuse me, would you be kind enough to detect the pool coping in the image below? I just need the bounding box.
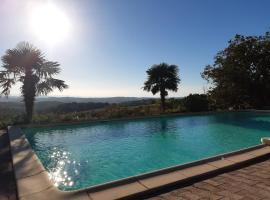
[8,126,270,200]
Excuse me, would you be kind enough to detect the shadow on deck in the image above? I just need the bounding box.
[0,130,17,200]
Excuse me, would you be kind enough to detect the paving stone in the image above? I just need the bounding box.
[14,157,45,179]
[225,153,256,163]
[208,158,234,168]
[20,187,90,200]
[139,171,187,189]
[17,171,53,197]
[178,164,217,177]
[248,147,270,156]
[216,191,243,200]
[88,182,147,200]
[236,189,262,200]
[203,179,223,187]
[194,182,219,192]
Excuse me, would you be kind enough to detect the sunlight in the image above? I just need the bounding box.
[48,150,76,189]
[29,3,71,45]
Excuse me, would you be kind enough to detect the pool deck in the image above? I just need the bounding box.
[6,126,270,200]
[0,130,17,200]
[147,158,270,200]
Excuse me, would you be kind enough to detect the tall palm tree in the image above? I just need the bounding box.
[143,63,180,112]
[0,42,68,122]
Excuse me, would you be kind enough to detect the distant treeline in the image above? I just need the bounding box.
[0,94,210,129]
[0,101,110,114]
[119,99,156,107]
[54,102,110,113]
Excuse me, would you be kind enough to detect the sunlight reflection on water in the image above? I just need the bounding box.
[47,149,78,188]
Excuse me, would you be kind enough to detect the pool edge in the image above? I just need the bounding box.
[19,109,260,129]
[8,126,270,200]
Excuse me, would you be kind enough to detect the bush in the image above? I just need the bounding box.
[183,94,209,112]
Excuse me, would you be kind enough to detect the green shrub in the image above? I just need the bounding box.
[183,94,209,112]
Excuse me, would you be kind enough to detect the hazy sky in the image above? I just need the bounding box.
[1,0,270,97]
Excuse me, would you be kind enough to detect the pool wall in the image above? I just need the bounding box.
[8,125,270,200]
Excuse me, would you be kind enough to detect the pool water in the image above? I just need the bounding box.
[24,112,270,190]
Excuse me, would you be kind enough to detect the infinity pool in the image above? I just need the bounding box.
[24,112,270,190]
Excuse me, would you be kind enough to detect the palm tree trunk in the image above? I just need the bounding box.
[160,92,166,112]
[22,73,36,123]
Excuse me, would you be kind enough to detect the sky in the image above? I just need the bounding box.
[0,0,270,98]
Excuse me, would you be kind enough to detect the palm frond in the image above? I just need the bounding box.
[36,61,61,78]
[37,78,68,95]
[0,71,15,96]
[143,63,180,94]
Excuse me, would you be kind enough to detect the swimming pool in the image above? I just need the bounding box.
[24,112,270,191]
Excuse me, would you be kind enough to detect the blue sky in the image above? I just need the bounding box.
[0,0,270,97]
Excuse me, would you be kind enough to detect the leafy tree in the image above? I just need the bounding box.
[183,94,209,112]
[202,32,270,109]
[143,63,180,111]
[0,42,68,122]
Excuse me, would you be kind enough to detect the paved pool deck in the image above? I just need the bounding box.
[5,126,270,200]
[147,158,270,200]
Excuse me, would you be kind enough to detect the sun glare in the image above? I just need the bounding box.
[29,3,71,45]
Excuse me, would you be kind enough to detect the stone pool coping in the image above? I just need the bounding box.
[8,126,270,200]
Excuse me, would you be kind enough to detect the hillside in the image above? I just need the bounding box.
[0,97,155,114]
[0,96,149,104]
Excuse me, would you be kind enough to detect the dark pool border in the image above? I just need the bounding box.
[8,125,270,200]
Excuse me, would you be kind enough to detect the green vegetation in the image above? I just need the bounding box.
[183,94,209,112]
[143,63,180,112]
[0,42,68,122]
[0,96,210,128]
[202,32,270,109]
[53,102,109,113]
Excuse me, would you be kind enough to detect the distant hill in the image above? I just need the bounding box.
[0,96,150,104]
[0,96,21,102]
[0,101,64,114]
[0,102,25,114]
[0,96,155,114]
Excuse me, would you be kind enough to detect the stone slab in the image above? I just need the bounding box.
[17,171,53,197]
[178,164,217,177]
[20,187,90,200]
[14,158,45,179]
[139,171,187,189]
[88,182,147,200]
[208,158,235,168]
[226,152,256,163]
[248,147,270,157]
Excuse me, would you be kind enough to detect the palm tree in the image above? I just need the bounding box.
[143,63,180,112]
[0,42,68,122]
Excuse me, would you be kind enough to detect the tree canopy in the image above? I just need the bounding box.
[143,63,180,111]
[183,94,209,112]
[202,32,270,109]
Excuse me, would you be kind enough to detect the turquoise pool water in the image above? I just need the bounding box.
[24,112,270,190]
